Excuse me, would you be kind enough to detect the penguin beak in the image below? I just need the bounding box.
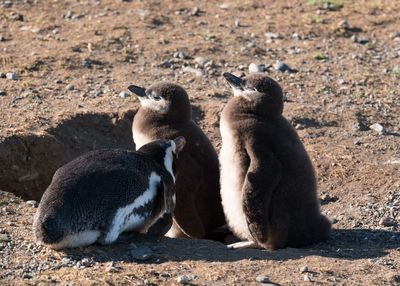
[127,85,147,98]
[173,136,186,154]
[223,72,244,90]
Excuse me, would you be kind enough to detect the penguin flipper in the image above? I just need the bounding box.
[242,139,282,247]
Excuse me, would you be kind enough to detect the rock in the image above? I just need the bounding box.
[234,19,241,27]
[182,66,204,77]
[194,56,209,67]
[0,35,6,41]
[66,84,75,91]
[339,20,350,30]
[299,266,308,273]
[26,200,38,208]
[304,274,311,282]
[0,73,6,78]
[130,245,153,261]
[369,123,384,134]
[273,61,296,73]
[265,32,281,40]
[106,262,121,273]
[0,90,6,96]
[6,73,17,80]
[0,234,10,242]
[256,275,270,283]
[191,7,200,16]
[54,79,63,84]
[391,32,400,39]
[159,60,173,68]
[379,216,396,227]
[248,63,265,73]
[177,274,196,284]
[119,91,129,98]
[10,12,24,21]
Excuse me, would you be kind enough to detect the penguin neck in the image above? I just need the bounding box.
[136,106,191,125]
[225,96,282,121]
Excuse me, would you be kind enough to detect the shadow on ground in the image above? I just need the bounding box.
[61,228,399,264]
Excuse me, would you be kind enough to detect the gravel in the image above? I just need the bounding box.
[6,73,17,80]
[369,123,384,134]
[256,275,271,283]
[0,90,6,96]
[248,63,265,73]
[66,84,75,91]
[119,91,130,98]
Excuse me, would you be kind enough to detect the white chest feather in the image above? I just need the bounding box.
[103,172,161,244]
[219,119,251,240]
[132,128,152,150]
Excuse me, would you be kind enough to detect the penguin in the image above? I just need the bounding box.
[219,72,331,250]
[128,82,225,239]
[33,137,186,249]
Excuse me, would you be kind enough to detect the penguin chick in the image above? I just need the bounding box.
[128,82,225,239]
[33,137,185,249]
[220,72,331,250]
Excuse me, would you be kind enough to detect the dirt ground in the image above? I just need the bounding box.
[0,0,399,285]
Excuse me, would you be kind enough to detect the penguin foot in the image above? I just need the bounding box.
[227,240,261,249]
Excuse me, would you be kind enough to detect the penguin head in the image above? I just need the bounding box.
[137,137,186,213]
[128,82,191,122]
[223,72,284,118]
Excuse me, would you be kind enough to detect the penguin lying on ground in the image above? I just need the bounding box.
[34,137,185,249]
[128,82,226,239]
[219,72,331,250]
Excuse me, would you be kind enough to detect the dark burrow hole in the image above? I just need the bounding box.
[0,111,136,201]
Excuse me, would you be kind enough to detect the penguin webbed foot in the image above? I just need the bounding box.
[227,240,262,249]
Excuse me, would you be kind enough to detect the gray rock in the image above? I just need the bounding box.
[119,91,129,98]
[0,234,10,242]
[256,275,270,283]
[299,266,308,273]
[159,60,173,68]
[0,34,6,41]
[130,245,153,261]
[273,61,296,73]
[182,66,204,77]
[234,19,241,27]
[3,0,12,8]
[379,216,396,227]
[304,274,311,282]
[194,56,209,67]
[265,32,281,39]
[0,73,6,78]
[191,7,200,16]
[391,32,400,39]
[66,84,75,91]
[249,63,265,73]
[6,73,17,80]
[369,123,384,134]
[0,90,6,96]
[177,275,196,284]
[26,200,38,208]
[54,79,63,84]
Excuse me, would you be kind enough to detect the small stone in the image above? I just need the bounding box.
[191,7,200,16]
[159,60,173,68]
[0,234,10,242]
[130,245,153,261]
[256,275,271,283]
[22,273,33,279]
[273,61,296,73]
[299,266,308,273]
[10,12,24,21]
[54,79,63,84]
[106,262,121,273]
[0,90,6,96]
[265,32,280,39]
[369,123,384,134]
[3,0,12,8]
[304,274,311,282]
[248,63,265,73]
[234,19,241,27]
[177,275,195,284]
[0,73,6,78]
[26,200,38,208]
[119,91,129,98]
[379,216,396,227]
[194,56,209,67]
[6,73,17,80]
[0,35,6,41]
[391,32,400,39]
[183,66,204,77]
[339,20,350,30]
[66,84,75,91]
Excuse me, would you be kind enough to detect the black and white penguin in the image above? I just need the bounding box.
[219,72,331,250]
[33,137,186,249]
[128,82,225,239]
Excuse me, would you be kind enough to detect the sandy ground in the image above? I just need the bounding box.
[0,0,399,285]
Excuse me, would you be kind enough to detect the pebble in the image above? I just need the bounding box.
[379,216,396,227]
[194,56,209,67]
[26,200,38,208]
[177,275,195,284]
[3,0,12,8]
[119,91,130,98]
[391,32,400,39]
[54,79,63,84]
[256,275,270,283]
[234,19,241,27]
[0,73,6,78]
[10,12,24,21]
[182,66,204,77]
[369,123,384,134]
[0,233,10,242]
[159,60,173,68]
[265,32,281,39]
[273,61,295,73]
[299,266,308,273]
[0,34,6,41]
[248,63,265,73]
[106,262,121,273]
[66,84,75,91]
[191,7,200,16]
[304,274,311,282]
[0,90,6,96]
[130,245,153,261]
[6,73,17,80]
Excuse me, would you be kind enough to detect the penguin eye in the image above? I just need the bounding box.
[152,95,162,101]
